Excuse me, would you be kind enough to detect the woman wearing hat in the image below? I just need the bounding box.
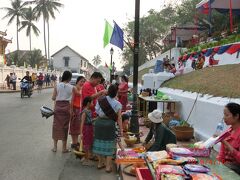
[143,109,176,151]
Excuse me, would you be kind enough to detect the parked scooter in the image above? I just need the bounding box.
[20,79,32,98]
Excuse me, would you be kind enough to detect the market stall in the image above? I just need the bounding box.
[138,95,179,118]
[115,127,240,180]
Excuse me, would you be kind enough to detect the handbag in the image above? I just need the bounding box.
[98,96,117,121]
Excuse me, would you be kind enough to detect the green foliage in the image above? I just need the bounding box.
[28,49,43,68]
[92,55,102,66]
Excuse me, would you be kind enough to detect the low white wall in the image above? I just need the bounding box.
[158,87,240,142]
[0,65,62,86]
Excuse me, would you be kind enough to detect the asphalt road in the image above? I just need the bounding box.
[0,89,117,180]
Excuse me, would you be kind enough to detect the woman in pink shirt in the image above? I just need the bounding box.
[217,102,240,174]
[118,75,129,112]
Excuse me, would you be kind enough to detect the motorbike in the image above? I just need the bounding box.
[20,80,32,98]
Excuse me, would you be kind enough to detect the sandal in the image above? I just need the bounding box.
[105,167,112,173]
[97,164,106,169]
[62,149,71,153]
[51,148,57,152]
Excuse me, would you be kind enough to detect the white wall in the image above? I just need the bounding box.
[158,87,240,143]
[52,47,88,73]
[0,65,61,88]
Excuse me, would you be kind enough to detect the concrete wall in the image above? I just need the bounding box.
[158,87,240,142]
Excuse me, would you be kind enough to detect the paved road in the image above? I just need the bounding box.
[0,89,117,180]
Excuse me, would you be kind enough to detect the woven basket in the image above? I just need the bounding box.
[172,126,194,141]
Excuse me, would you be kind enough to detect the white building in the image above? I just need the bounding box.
[51,46,89,76]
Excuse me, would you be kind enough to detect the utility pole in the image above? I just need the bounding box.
[130,0,140,139]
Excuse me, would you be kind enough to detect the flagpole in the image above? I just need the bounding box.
[130,0,140,141]
[229,0,233,33]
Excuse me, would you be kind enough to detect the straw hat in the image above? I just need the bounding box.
[148,109,163,123]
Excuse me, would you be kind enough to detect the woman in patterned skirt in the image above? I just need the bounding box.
[93,84,123,172]
[51,71,79,153]
[69,76,85,150]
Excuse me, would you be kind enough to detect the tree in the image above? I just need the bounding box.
[28,49,43,68]
[122,6,176,66]
[28,0,63,60]
[19,7,40,53]
[1,0,27,61]
[92,55,102,66]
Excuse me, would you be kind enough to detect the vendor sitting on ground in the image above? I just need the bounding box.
[217,102,240,175]
[143,109,176,151]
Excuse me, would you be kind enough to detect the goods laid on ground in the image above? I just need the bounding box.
[117,144,222,180]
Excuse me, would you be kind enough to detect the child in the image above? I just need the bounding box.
[80,96,94,166]
[69,76,85,150]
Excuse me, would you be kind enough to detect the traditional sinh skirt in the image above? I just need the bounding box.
[52,101,70,141]
[92,118,116,156]
[82,124,93,151]
[69,107,81,135]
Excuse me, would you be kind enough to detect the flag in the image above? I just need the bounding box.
[109,64,112,70]
[105,62,108,68]
[103,20,113,47]
[110,21,124,50]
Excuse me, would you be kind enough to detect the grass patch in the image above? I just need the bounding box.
[161,64,240,98]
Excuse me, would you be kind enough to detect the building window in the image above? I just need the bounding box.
[63,56,69,67]
[84,61,87,68]
[81,59,83,67]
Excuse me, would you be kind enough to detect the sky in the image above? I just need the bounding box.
[0,0,165,70]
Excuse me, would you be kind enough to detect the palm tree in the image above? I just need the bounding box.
[28,49,43,68]
[45,0,63,62]
[28,0,63,61]
[92,55,102,66]
[19,7,40,53]
[1,0,27,61]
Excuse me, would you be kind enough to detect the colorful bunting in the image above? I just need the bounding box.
[179,43,240,62]
[205,48,213,57]
[226,44,240,54]
[217,45,231,54]
[213,46,220,53]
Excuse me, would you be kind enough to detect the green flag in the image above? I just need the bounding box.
[103,20,113,47]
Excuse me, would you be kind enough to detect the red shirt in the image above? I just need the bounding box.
[96,84,105,92]
[217,127,240,164]
[82,81,97,117]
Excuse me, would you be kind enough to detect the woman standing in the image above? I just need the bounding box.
[217,103,240,174]
[51,71,78,153]
[69,76,85,150]
[118,75,129,112]
[93,85,123,173]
